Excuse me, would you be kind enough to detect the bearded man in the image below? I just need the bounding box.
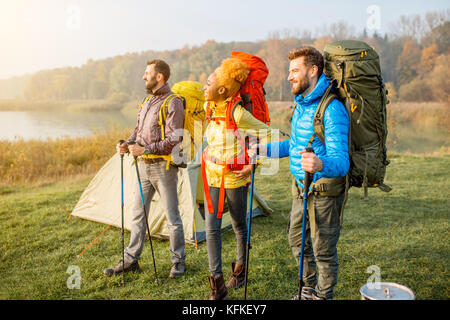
[104,59,187,279]
[255,46,350,300]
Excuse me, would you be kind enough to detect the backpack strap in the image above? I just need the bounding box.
[227,96,250,166]
[143,94,181,171]
[307,84,337,148]
[159,94,183,140]
[139,94,153,109]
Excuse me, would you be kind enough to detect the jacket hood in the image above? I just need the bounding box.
[294,73,329,106]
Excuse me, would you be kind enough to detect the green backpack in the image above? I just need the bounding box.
[314,40,392,198]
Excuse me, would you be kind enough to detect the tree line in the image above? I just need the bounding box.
[3,10,449,103]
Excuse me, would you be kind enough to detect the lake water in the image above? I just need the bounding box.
[392,123,449,154]
[0,110,136,141]
[0,110,448,154]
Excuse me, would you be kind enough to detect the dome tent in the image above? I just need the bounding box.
[69,152,272,248]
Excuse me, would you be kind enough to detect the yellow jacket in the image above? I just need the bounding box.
[204,97,271,189]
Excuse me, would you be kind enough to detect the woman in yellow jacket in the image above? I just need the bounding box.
[202,57,271,300]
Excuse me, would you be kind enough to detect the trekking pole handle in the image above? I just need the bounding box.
[253,145,259,167]
[119,140,126,157]
[124,140,144,159]
[303,147,315,192]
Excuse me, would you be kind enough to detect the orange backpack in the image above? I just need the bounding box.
[231,51,270,126]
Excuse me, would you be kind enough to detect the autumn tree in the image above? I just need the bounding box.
[396,38,422,87]
[419,43,439,73]
[430,54,450,102]
[265,34,302,100]
[108,58,135,96]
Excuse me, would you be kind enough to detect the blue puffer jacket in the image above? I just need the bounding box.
[267,73,350,188]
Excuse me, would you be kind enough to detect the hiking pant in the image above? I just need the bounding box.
[124,159,186,264]
[289,180,345,299]
[205,185,248,278]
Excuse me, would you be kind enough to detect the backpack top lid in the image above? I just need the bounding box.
[171,80,205,102]
[230,51,270,125]
[323,40,379,60]
[323,40,383,86]
[231,51,269,84]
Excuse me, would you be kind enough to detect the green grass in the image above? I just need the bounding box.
[0,154,449,300]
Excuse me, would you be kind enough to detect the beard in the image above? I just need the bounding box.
[145,76,158,93]
[291,77,311,96]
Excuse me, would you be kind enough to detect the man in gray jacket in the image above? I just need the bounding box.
[104,59,186,279]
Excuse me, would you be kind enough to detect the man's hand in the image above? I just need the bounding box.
[116,142,129,155]
[128,144,146,157]
[247,144,265,163]
[300,149,323,173]
[233,164,253,180]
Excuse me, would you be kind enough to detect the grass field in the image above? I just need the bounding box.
[0,153,448,300]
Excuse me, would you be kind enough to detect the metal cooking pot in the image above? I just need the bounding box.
[360,282,415,300]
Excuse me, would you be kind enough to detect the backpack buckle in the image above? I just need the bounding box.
[312,184,328,193]
[313,117,323,125]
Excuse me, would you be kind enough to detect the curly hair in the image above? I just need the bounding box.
[215,57,250,96]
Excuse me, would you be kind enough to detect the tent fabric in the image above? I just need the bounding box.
[70,153,273,244]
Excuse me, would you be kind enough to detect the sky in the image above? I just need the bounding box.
[0,0,448,80]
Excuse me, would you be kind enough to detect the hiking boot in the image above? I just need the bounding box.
[301,287,317,300]
[291,287,317,300]
[103,259,139,277]
[226,262,246,289]
[208,275,228,300]
[169,262,186,279]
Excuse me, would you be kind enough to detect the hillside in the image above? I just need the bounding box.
[0,11,448,103]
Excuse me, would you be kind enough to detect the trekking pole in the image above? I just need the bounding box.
[127,141,159,285]
[244,146,258,300]
[119,140,126,287]
[298,147,314,300]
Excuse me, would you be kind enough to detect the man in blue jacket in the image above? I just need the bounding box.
[257,46,349,300]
